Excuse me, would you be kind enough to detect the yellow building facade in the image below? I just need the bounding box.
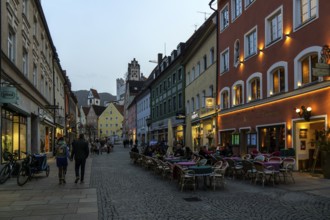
[98,103,123,143]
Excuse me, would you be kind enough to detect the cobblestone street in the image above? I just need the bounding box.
[91,146,330,220]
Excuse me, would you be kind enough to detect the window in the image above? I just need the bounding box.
[22,0,28,15]
[220,88,230,109]
[163,101,166,114]
[191,98,195,112]
[244,27,257,58]
[191,67,195,82]
[178,68,182,81]
[233,83,243,106]
[266,8,282,46]
[267,61,288,97]
[196,62,200,77]
[22,49,28,77]
[33,64,37,87]
[203,55,207,71]
[178,93,183,109]
[232,0,242,21]
[172,73,176,84]
[168,99,171,112]
[220,48,229,73]
[301,54,318,85]
[245,0,255,8]
[210,47,215,64]
[220,4,229,31]
[209,86,214,98]
[187,72,190,86]
[172,96,176,110]
[249,77,260,101]
[234,40,240,66]
[201,90,206,108]
[294,0,318,29]
[271,67,285,94]
[196,94,200,110]
[247,73,262,101]
[8,30,16,63]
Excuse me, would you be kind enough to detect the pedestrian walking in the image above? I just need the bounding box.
[71,134,89,184]
[55,137,70,185]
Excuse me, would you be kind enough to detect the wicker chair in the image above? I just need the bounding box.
[279,158,295,184]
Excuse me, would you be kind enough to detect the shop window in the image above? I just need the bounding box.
[232,132,240,146]
[1,110,27,162]
[258,125,285,153]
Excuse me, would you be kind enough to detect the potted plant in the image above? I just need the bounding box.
[316,128,330,178]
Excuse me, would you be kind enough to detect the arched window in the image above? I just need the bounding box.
[234,40,240,67]
[267,61,288,97]
[232,80,244,106]
[220,87,230,110]
[247,73,262,102]
[294,46,321,89]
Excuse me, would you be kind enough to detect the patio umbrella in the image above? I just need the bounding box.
[167,119,174,155]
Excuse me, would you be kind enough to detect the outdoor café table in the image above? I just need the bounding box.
[176,161,196,167]
[165,158,188,163]
[188,165,213,189]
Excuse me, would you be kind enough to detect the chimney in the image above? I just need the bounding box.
[158,53,163,65]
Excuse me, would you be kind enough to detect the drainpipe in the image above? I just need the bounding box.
[209,0,219,145]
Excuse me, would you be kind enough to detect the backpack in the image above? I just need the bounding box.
[56,143,67,157]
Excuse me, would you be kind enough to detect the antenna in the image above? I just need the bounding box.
[197,11,211,21]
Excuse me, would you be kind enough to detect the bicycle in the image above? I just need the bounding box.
[17,151,50,186]
[0,151,20,184]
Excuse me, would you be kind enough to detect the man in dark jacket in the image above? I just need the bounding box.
[71,134,89,183]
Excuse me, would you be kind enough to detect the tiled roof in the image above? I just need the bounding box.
[92,105,106,116]
[82,107,90,116]
[114,104,124,116]
[90,89,100,99]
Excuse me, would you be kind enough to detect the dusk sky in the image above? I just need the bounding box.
[41,0,215,95]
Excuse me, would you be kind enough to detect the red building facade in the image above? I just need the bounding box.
[216,0,330,170]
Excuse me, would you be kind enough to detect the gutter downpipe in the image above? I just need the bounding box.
[209,0,219,145]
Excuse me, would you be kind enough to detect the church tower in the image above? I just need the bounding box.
[127,58,140,81]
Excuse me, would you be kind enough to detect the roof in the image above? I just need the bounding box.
[114,104,124,116]
[90,89,100,99]
[82,107,90,116]
[92,105,106,116]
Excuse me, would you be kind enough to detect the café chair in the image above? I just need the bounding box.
[279,158,295,184]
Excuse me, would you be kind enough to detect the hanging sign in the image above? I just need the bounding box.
[0,87,18,104]
[205,97,215,108]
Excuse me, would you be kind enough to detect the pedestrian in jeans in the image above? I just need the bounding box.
[55,137,69,185]
[71,134,89,184]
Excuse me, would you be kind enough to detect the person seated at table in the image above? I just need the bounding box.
[131,144,139,154]
[199,146,211,159]
[174,144,184,157]
[143,146,153,157]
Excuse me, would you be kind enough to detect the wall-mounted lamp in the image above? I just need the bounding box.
[295,105,312,121]
[239,60,244,64]
[285,33,290,38]
[286,128,292,135]
[259,48,264,53]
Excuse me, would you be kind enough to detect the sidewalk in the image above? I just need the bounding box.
[0,157,97,220]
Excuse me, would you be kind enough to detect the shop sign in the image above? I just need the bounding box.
[205,97,215,108]
[0,87,18,104]
[313,63,330,76]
